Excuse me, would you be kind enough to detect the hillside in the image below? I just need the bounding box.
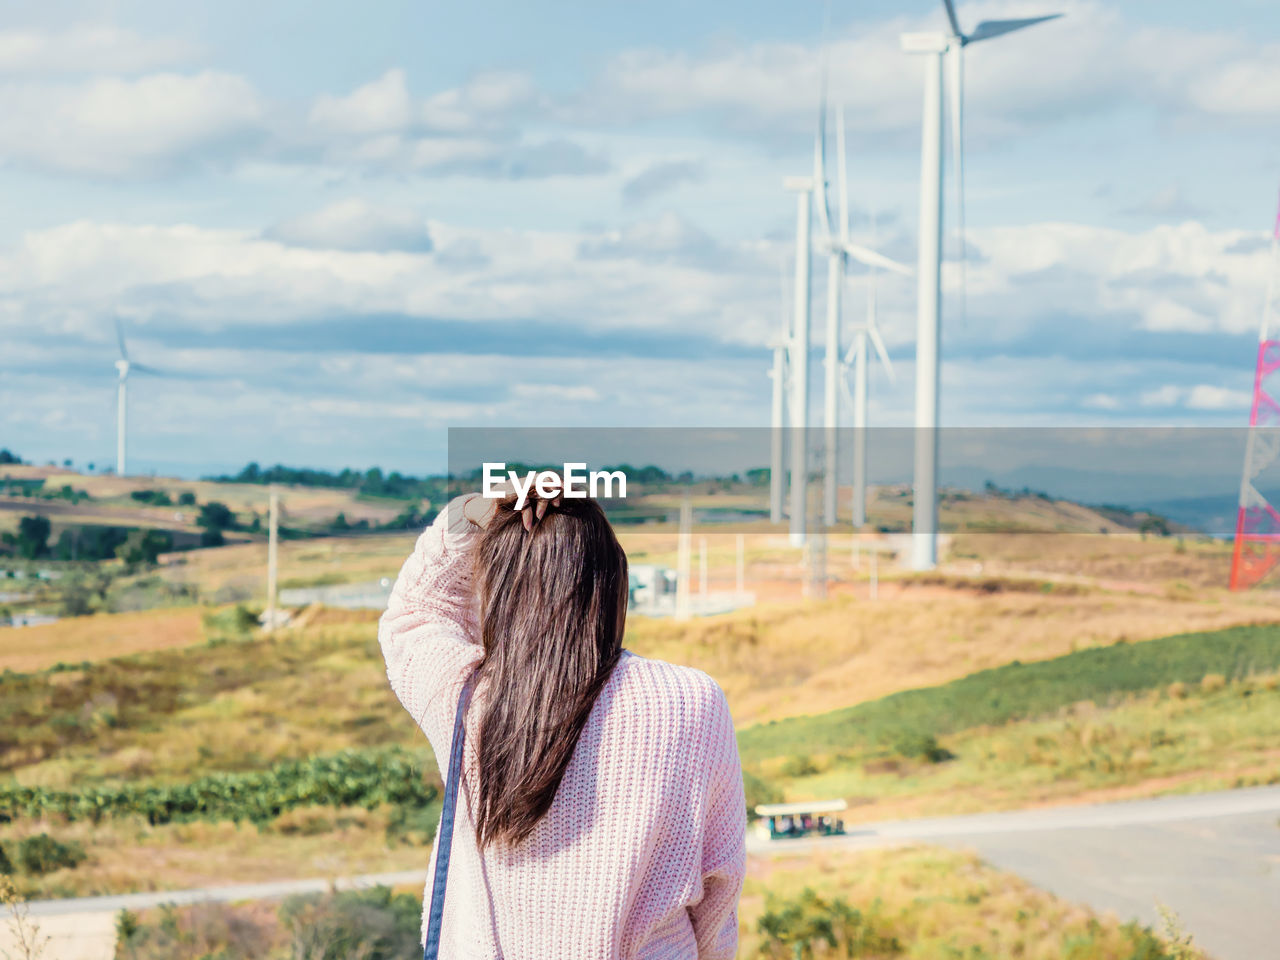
[0,463,413,541]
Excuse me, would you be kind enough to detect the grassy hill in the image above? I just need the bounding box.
[1,610,1275,903]
[0,463,413,541]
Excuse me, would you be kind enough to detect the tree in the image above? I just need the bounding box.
[178,491,196,506]
[197,502,235,531]
[115,529,170,567]
[16,515,51,559]
[0,449,21,465]
[58,578,94,617]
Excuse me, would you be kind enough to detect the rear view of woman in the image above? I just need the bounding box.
[378,487,746,959]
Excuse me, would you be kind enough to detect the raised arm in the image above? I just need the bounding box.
[378,493,485,752]
[688,684,747,960]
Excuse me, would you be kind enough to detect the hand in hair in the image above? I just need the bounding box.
[463,480,563,532]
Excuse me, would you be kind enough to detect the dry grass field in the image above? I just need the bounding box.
[627,584,1280,727]
[0,607,204,673]
[80,845,1200,959]
[762,669,1280,822]
[0,463,410,538]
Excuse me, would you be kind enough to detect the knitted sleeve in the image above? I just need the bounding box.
[378,493,486,755]
[688,683,748,960]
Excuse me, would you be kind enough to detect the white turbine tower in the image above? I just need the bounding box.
[840,205,899,528]
[902,0,1061,570]
[782,142,817,547]
[113,319,161,477]
[817,107,911,528]
[768,257,791,525]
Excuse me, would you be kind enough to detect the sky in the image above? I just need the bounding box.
[2,0,1279,477]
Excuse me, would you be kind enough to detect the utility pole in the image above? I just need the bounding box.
[265,487,279,632]
[675,498,692,621]
[736,533,745,597]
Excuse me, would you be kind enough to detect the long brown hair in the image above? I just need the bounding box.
[471,494,628,848]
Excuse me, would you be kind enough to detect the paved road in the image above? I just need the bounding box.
[10,787,1279,960]
[750,785,1280,960]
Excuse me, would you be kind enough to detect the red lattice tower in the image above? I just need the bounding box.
[1230,190,1280,590]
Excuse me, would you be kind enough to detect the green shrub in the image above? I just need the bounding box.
[754,887,901,958]
[17,833,86,875]
[781,754,819,778]
[385,800,441,846]
[114,901,279,960]
[279,886,422,960]
[0,842,12,875]
[201,604,259,645]
[892,732,955,764]
[0,748,438,826]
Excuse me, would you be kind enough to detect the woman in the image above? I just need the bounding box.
[379,486,746,959]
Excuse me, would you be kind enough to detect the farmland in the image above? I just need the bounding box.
[0,466,1273,958]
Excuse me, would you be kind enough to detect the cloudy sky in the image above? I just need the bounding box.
[3,0,1279,476]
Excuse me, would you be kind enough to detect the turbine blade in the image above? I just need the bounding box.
[839,364,857,414]
[842,243,912,275]
[814,134,832,242]
[115,317,128,362]
[967,14,1062,43]
[948,42,967,327]
[868,324,896,383]
[941,0,963,38]
[836,105,850,245]
[842,333,861,367]
[815,0,835,238]
[129,362,166,377]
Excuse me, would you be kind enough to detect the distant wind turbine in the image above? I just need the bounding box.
[901,0,1062,570]
[768,256,791,525]
[840,203,899,529]
[816,106,910,529]
[113,318,162,477]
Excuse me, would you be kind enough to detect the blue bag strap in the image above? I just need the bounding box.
[424,680,474,960]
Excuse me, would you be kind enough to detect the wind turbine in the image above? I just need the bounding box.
[816,106,910,528]
[839,205,899,528]
[902,0,1062,570]
[768,257,791,525]
[782,144,817,547]
[113,318,161,477]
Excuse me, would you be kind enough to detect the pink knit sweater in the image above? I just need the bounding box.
[378,495,747,960]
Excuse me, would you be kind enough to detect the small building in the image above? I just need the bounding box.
[628,564,678,611]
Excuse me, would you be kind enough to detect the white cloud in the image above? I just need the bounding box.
[309,68,414,137]
[1185,384,1251,410]
[511,383,601,403]
[0,71,264,177]
[305,69,598,179]
[1137,384,1251,410]
[1185,45,1280,118]
[264,199,433,253]
[1140,385,1186,407]
[972,220,1268,338]
[1082,393,1119,410]
[0,24,191,75]
[586,1,1280,138]
[420,71,538,132]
